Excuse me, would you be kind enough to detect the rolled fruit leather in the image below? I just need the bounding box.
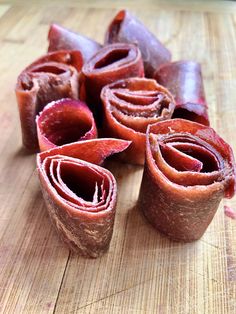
[81,43,144,125]
[154,61,209,126]
[15,50,83,151]
[101,77,175,165]
[105,10,171,77]
[48,23,102,62]
[138,119,236,241]
[37,138,131,258]
[36,98,97,152]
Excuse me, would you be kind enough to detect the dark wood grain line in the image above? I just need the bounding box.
[53,251,71,314]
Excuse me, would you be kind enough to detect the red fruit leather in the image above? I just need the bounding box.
[154,61,209,126]
[37,138,131,258]
[138,119,236,241]
[36,98,97,152]
[48,23,102,62]
[81,43,144,124]
[15,50,83,151]
[224,205,236,220]
[101,78,175,165]
[105,10,171,77]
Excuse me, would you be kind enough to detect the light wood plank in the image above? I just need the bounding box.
[0,1,235,314]
[1,0,236,14]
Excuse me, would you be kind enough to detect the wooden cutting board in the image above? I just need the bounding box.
[0,0,236,313]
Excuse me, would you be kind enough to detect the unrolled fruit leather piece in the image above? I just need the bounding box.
[36,98,97,152]
[154,61,209,126]
[138,119,236,241]
[16,50,83,151]
[80,43,144,123]
[101,77,175,165]
[105,10,171,77]
[37,138,131,258]
[48,23,102,62]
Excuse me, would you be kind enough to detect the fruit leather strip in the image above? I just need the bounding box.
[101,78,175,165]
[25,50,83,72]
[48,23,102,62]
[36,98,97,152]
[81,43,144,124]
[154,61,209,126]
[15,50,83,151]
[37,138,131,258]
[138,119,236,241]
[105,10,171,77]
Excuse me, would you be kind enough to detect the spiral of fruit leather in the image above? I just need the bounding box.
[37,138,131,258]
[48,23,102,62]
[81,43,144,123]
[36,98,97,152]
[138,119,236,242]
[101,78,175,165]
[154,61,209,126]
[105,10,171,77]
[16,50,83,150]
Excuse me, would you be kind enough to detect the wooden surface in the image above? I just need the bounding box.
[0,0,236,313]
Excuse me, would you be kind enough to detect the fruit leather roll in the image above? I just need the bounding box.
[154,61,209,126]
[15,50,83,151]
[36,98,97,152]
[101,78,175,165]
[138,119,236,241]
[81,43,144,124]
[37,138,131,258]
[105,10,171,77]
[48,23,102,62]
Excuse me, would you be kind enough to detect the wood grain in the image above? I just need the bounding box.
[0,0,236,313]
